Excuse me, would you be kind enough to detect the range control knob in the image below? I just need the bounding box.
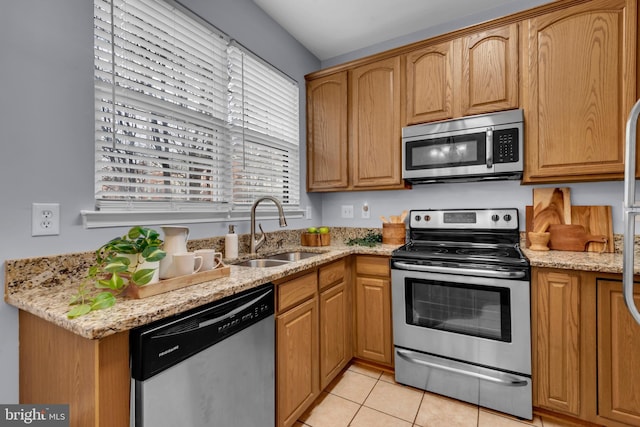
[491,214,500,222]
[414,215,421,222]
[503,214,512,222]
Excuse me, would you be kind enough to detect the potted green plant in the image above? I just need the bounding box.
[68,226,166,318]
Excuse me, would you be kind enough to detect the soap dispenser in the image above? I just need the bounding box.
[225,224,238,259]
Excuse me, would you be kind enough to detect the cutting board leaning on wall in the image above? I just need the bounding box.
[526,187,614,253]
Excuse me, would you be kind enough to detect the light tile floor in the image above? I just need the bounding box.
[295,362,583,427]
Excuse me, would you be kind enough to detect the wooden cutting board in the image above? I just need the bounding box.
[525,205,614,252]
[532,187,571,232]
[571,205,614,253]
[548,224,608,251]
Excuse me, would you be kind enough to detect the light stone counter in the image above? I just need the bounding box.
[523,248,624,273]
[6,227,634,340]
[5,240,397,340]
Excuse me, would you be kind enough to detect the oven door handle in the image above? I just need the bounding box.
[396,349,528,387]
[392,261,526,279]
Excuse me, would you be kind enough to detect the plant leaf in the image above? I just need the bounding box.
[90,292,116,310]
[132,268,156,286]
[128,226,143,240]
[142,246,166,261]
[67,304,91,319]
[97,273,126,290]
[103,260,129,273]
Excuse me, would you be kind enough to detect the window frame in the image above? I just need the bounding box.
[83,0,303,228]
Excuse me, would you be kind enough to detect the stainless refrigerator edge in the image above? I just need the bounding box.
[622,98,640,326]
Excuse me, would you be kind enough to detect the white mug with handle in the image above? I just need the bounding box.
[194,249,223,271]
[172,252,203,276]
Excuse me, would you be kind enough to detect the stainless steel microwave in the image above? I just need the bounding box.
[402,109,524,184]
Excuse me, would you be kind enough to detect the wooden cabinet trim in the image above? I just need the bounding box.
[356,255,390,277]
[277,271,318,313]
[319,258,346,291]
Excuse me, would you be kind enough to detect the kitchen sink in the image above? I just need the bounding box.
[233,251,323,268]
[234,259,291,268]
[266,251,321,261]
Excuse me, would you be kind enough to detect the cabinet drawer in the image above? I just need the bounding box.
[319,258,346,291]
[277,272,318,313]
[356,256,389,277]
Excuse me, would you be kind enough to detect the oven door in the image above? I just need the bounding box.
[391,265,531,376]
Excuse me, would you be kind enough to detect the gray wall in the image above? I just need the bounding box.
[0,0,319,403]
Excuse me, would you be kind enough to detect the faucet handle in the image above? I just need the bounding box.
[255,223,267,251]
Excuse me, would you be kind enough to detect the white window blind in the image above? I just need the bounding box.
[228,44,300,207]
[93,0,299,215]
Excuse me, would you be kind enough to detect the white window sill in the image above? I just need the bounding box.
[80,209,304,229]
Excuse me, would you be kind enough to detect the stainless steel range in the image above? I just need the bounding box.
[391,208,532,420]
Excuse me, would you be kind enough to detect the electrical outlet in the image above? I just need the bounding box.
[341,205,354,219]
[361,202,370,219]
[32,203,60,236]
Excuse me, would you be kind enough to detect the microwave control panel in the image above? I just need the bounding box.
[493,128,519,163]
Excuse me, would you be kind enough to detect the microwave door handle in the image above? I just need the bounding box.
[486,128,493,168]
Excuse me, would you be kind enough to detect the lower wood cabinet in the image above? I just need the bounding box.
[18,311,130,427]
[319,259,352,389]
[596,279,640,426]
[275,258,351,427]
[354,255,393,366]
[532,268,640,426]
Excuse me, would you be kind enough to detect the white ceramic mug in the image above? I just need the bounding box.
[172,252,203,276]
[194,249,223,271]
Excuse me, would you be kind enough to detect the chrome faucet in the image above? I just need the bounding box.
[250,196,287,254]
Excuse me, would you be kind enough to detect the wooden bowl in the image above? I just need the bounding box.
[528,231,550,251]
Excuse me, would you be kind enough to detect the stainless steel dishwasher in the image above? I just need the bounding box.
[130,283,275,427]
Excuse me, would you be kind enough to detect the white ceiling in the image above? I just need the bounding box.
[253,0,552,61]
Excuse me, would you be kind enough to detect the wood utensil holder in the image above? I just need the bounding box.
[301,233,330,246]
[382,223,406,245]
[125,265,231,299]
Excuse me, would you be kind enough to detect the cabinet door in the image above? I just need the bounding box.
[523,0,637,182]
[460,24,519,116]
[306,72,349,191]
[276,296,319,427]
[319,280,351,389]
[533,269,582,416]
[350,57,404,189]
[404,41,455,124]
[597,279,640,426]
[354,275,392,365]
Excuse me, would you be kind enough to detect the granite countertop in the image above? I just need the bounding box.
[5,229,633,341]
[5,243,398,340]
[523,247,625,273]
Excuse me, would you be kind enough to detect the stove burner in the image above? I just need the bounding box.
[455,248,511,258]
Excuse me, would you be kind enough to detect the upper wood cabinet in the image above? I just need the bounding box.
[460,24,519,116]
[306,72,348,191]
[404,41,455,124]
[522,0,637,183]
[306,59,406,192]
[350,57,404,189]
[403,23,519,125]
